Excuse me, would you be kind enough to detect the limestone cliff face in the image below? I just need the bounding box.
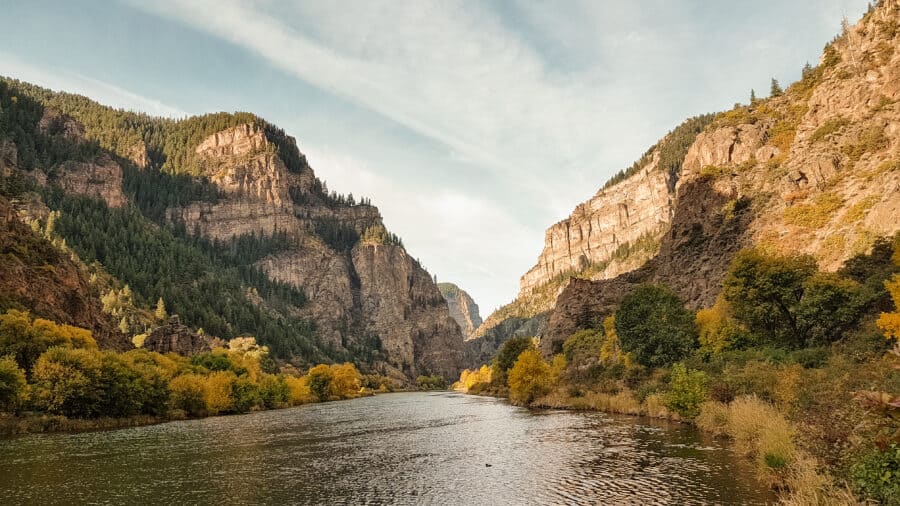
[437,283,483,338]
[167,124,466,377]
[519,158,673,298]
[542,1,900,355]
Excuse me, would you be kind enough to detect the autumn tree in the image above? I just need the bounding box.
[155,297,167,322]
[876,244,900,341]
[507,349,553,405]
[0,356,27,412]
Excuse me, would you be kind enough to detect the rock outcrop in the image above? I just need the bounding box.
[519,160,673,298]
[438,283,482,338]
[142,316,215,355]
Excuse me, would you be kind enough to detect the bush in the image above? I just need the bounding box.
[850,444,900,505]
[562,329,603,366]
[664,363,707,419]
[169,374,208,417]
[203,371,236,415]
[416,374,447,390]
[31,347,104,417]
[0,355,27,412]
[0,309,97,372]
[257,375,288,409]
[507,349,553,405]
[615,284,698,367]
[306,364,333,401]
[232,377,261,413]
[696,296,752,353]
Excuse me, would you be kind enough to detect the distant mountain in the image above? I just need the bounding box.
[437,283,482,338]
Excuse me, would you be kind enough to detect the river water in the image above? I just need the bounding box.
[0,392,774,505]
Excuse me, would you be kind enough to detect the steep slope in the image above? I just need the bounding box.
[0,194,127,350]
[0,78,466,378]
[542,0,900,355]
[437,283,482,338]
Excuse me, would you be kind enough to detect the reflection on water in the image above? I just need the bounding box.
[0,392,774,505]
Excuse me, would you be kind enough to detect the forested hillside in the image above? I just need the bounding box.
[0,76,465,377]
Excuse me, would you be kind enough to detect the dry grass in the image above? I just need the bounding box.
[533,388,643,416]
[783,193,844,229]
[810,118,849,143]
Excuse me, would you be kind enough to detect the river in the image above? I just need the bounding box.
[0,392,774,505]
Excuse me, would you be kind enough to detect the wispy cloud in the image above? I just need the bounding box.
[0,51,187,117]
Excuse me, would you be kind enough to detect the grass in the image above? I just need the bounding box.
[841,196,880,225]
[843,127,889,162]
[783,193,845,229]
[809,118,849,143]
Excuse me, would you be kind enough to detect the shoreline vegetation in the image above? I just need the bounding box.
[454,237,900,505]
[0,317,434,437]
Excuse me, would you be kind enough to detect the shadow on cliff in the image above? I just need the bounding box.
[542,176,755,356]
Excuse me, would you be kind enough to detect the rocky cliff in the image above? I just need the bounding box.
[541,0,900,355]
[437,283,482,338]
[167,123,466,378]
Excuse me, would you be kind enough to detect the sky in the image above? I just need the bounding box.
[0,0,871,314]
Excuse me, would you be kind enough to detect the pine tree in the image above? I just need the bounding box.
[770,78,783,97]
[750,89,757,103]
[155,297,167,321]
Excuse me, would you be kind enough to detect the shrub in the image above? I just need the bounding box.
[201,371,235,415]
[809,117,849,143]
[0,355,27,412]
[232,377,261,413]
[169,374,208,417]
[0,309,96,372]
[416,374,447,390]
[696,296,751,353]
[329,363,361,398]
[664,363,707,419]
[850,444,900,504]
[284,375,313,405]
[257,374,288,409]
[615,284,698,367]
[31,347,104,417]
[456,365,492,392]
[306,364,333,401]
[783,193,844,229]
[507,349,553,405]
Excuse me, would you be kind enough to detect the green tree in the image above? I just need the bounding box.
[723,249,864,347]
[615,284,698,368]
[770,78,783,97]
[722,249,817,347]
[750,89,757,103]
[492,336,536,385]
[664,363,707,418]
[0,355,27,412]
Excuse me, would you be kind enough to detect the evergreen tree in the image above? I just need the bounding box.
[750,89,757,103]
[770,78,783,97]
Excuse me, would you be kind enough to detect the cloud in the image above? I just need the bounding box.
[0,51,187,117]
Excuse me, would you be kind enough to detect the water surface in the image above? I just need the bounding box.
[0,392,774,505]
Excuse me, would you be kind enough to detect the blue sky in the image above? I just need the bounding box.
[1,0,870,313]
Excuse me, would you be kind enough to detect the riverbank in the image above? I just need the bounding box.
[0,388,381,437]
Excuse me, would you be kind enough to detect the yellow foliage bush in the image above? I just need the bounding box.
[203,371,236,415]
[507,349,553,405]
[456,364,493,392]
[284,375,313,405]
[168,374,208,417]
[696,296,746,353]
